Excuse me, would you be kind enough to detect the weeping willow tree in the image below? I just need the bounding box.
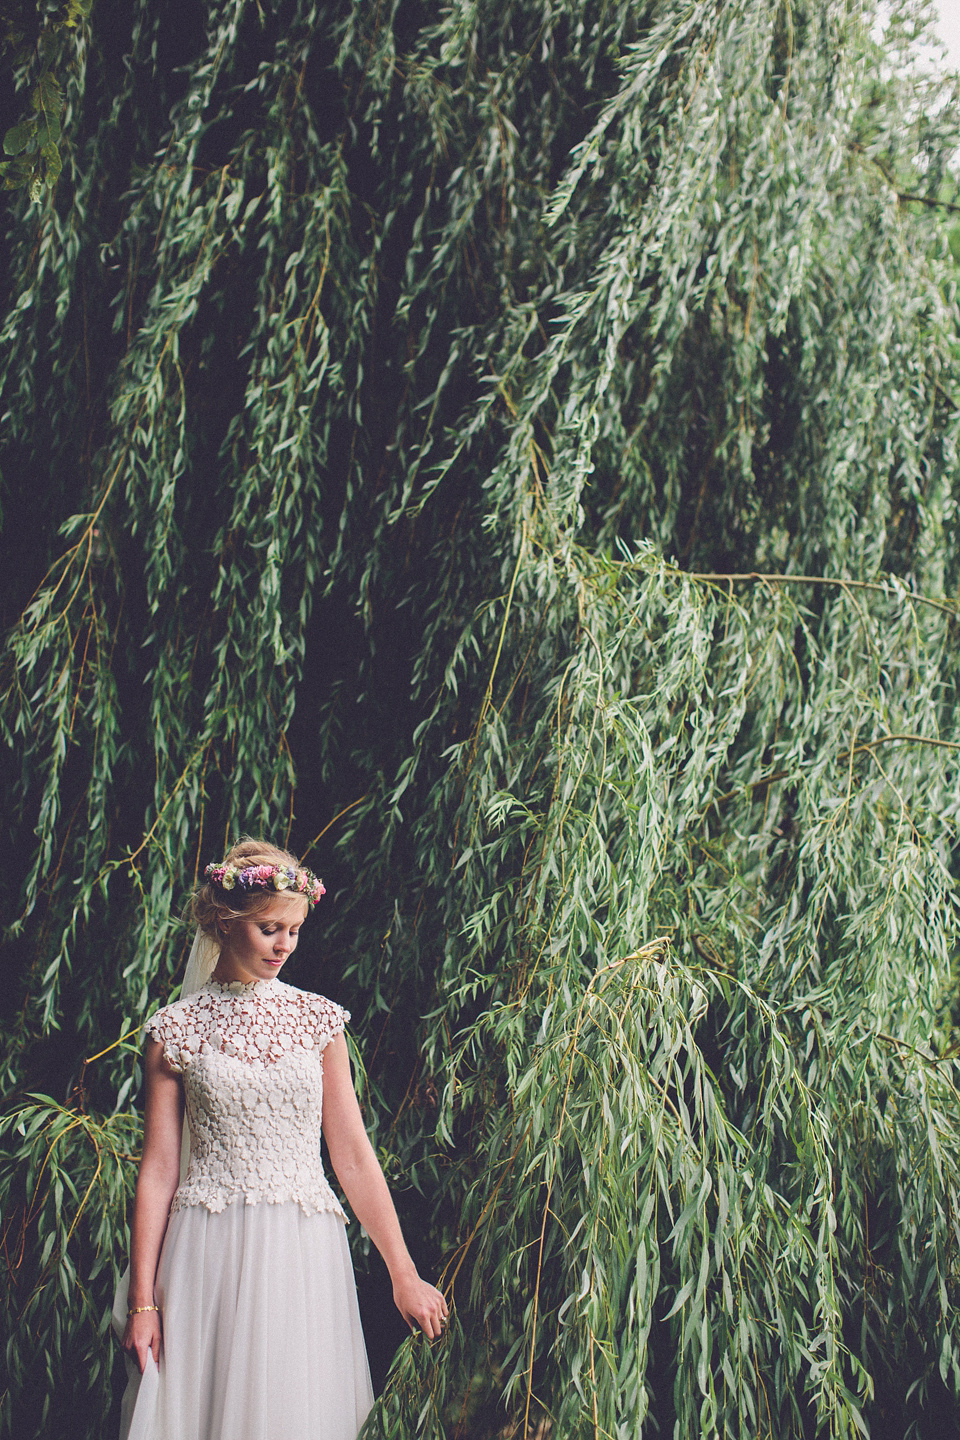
[2,0,960,1436]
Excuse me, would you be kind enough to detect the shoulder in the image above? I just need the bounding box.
[143,990,214,1069]
[144,988,213,1031]
[275,982,350,1046]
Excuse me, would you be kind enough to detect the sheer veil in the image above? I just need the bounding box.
[180,925,220,1002]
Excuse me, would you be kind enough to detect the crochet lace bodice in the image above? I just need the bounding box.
[145,978,348,1218]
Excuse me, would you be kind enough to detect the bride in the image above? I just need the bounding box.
[118,837,447,1440]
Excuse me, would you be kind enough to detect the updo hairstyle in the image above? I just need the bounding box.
[191,837,308,944]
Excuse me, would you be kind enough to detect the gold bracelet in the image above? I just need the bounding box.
[127,1304,160,1316]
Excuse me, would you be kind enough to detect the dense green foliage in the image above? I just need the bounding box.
[2,0,960,1436]
[0,0,93,196]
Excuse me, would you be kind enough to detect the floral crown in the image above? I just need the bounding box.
[204,860,326,906]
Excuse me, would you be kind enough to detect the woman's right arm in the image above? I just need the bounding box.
[121,1037,184,1373]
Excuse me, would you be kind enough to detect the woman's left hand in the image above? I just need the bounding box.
[392,1271,449,1339]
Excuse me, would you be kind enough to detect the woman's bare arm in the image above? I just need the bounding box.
[122,1038,184,1372]
[321,1033,448,1338]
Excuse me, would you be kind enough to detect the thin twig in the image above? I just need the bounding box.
[680,570,956,614]
[839,733,960,760]
[711,733,960,808]
[300,795,369,859]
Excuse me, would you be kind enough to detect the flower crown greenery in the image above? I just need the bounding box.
[204,861,326,906]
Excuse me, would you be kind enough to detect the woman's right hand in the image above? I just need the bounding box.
[122,1309,163,1373]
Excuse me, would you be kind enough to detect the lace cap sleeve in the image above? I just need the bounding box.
[143,1002,189,1073]
[313,994,349,1051]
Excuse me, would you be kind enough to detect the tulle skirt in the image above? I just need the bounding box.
[116,1202,374,1440]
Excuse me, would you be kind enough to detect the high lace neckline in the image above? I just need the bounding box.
[204,976,278,996]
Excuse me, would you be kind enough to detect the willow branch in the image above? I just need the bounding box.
[681,570,957,613]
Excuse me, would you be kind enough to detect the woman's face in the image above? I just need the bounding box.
[213,894,310,985]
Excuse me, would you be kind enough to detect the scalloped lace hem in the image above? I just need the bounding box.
[170,1188,346,1219]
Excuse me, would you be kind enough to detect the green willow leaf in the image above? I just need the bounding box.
[3,123,35,157]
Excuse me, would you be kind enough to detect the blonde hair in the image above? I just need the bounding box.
[191,837,309,942]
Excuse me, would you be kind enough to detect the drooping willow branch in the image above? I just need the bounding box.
[683,569,960,614]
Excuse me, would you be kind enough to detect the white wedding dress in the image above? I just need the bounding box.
[116,978,374,1440]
